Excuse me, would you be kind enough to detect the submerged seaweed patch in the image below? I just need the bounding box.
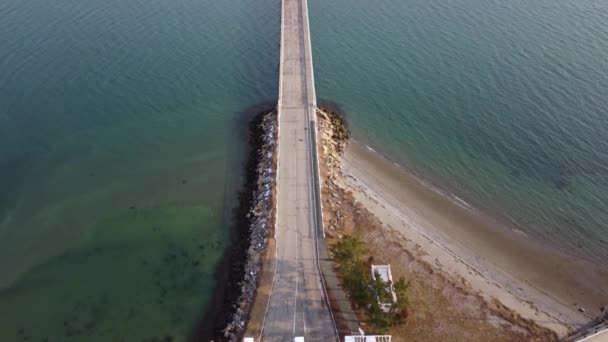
[0,206,225,341]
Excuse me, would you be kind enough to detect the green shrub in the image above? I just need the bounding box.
[330,235,409,332]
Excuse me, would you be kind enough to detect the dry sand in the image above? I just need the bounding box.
[338,140,608,337]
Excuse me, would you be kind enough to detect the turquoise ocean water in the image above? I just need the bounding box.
[1,0,608,339]
[0,0,278,340]
[311,0,608,264]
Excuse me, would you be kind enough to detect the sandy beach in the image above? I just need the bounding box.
[337,140,608,336]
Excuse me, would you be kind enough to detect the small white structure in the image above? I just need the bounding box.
[294,337,305,342]
[344,335,392,342]
[370,264,397,312]
[243,338,254,342]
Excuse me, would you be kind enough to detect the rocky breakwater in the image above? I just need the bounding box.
[317,108,351,237]
[215,111,278,341]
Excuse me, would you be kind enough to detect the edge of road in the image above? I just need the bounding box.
[258,0,341,339]
[301,0,340,338]
[257,0,285,338]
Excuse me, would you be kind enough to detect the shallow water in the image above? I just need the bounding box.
[0,207,223,341]
[0,0,278,339]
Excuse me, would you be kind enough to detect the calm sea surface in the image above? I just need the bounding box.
[0,0,278,340]
[311,0,608,263]
[1,0,607,339]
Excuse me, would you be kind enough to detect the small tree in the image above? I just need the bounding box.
[389,277,410,323]
[330,235,365,269]
[368,300,391,332]
[371,270,393,304]
[345,262,373,306]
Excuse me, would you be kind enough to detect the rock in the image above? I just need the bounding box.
[579,307,586,313]
[220,111,278,338]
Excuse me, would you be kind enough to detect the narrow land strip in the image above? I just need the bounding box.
[257,0,338,340]
[341,140,608,334]
[316,109,560,341]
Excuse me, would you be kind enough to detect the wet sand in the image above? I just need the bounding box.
[340,140,608,336]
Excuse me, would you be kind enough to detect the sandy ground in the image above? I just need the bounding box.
[337,140,608,338]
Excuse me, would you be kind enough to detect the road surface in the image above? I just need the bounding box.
[260,0,338,340]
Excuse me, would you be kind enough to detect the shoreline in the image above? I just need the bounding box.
[341,138,608,335]
[349,135,606,268]
[205,105,607,340]
[191,109,278,341]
